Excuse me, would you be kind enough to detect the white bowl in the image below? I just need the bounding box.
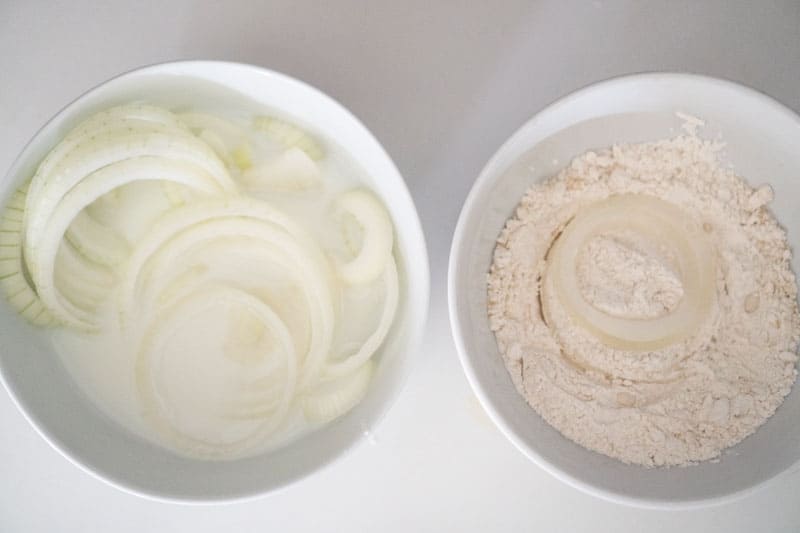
[448,73,800,509]
[0,61,429,502]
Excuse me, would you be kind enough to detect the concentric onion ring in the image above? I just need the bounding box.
[543,194,716,351]
[136,286,296,459]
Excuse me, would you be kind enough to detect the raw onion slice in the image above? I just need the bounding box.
[302,360,374,423]
[179,112,254,171]
[1,270,53,326]
[543,194,716,351]
[323,256,398,380]
[27,104,185,203]
[120,197,335,390]
[241,147,321,191]
[120,197,331,306]
[335,189,394,285]
[253,116,324,160]
[0,185,53,325]
[136,286,296,458]
[24,123,236,261]
[161,181,196,207]
[54,241,114,313]
[134,232,325,386]
[65,210,130,267]
[25,112,191,230]
[124,224,328,343]
[83,189,121,226]
[198,129,232,166]
[179,112,249,147]
[28,157,227,328]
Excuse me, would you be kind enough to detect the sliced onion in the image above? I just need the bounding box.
[24,122,236,264]
[198,129,232,165]
[166,237,323,385]
[125,224,333,390]
[161,181,195,207]
[543,194,716,351]
[253,116,324,161]
[120,197,331,302]
[25,111,191,232]
[26,104,184,206]
[0,185,53,326]
[179,112,249,146]
[120,197,335,390]
[135,286,296,458]
[54,241,114,314]
[28,157,227,328]
[1,271,52,325]
[302,360,374,423]
[4,103,400,458]
[241,147,321,191]
[335,189,394,285]
[65,210,130,267]
[180,112,254,171]
[323,256,398,380]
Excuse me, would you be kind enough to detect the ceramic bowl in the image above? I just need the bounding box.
[449,73,800,509]
[0,61,429,502]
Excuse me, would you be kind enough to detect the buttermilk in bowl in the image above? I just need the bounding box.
[487,119,800,467]
[1,101,399,460]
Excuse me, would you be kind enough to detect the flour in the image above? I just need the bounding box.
[576,229,684,319]
[487,131,800,466]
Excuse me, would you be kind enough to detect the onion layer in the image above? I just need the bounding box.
[136,286,296,458]
[543,194,715,351]
[336,189,394,285]
[120,203,336,391]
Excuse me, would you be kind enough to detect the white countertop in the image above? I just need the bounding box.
[2,1,799,531]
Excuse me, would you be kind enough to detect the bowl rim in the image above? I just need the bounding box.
[0,59,430,504]
[448,71,800,510]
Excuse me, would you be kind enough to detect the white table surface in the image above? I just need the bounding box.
[2,1,799,531]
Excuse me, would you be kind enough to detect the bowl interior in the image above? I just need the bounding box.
[0,62,429,502]
[450,73,800,508]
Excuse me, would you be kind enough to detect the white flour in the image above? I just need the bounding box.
[576,229,684,319]
[487,132,800,466]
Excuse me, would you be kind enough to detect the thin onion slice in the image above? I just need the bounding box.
[24,123,236,262]
[54,241,114,313]
[179,112,249,146]
[137,233,327,388]
[25,104,186,213]
[253,116,324,160]
[161,181,196,207]
[543,194,716,351]
[25,115,193,231]
[1,270,53,326]
[120,197,332,306]
[302,360,374,423]
[180,113,254,171]
[335,189,394,285]
[0,185,53,326]
[28,157,227,328]
[136,286,296,459]
[125,223,333,386]
[323,256,398,380]
[65,210,130,267]
[241,147,321,191]
[119,197,335,390]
